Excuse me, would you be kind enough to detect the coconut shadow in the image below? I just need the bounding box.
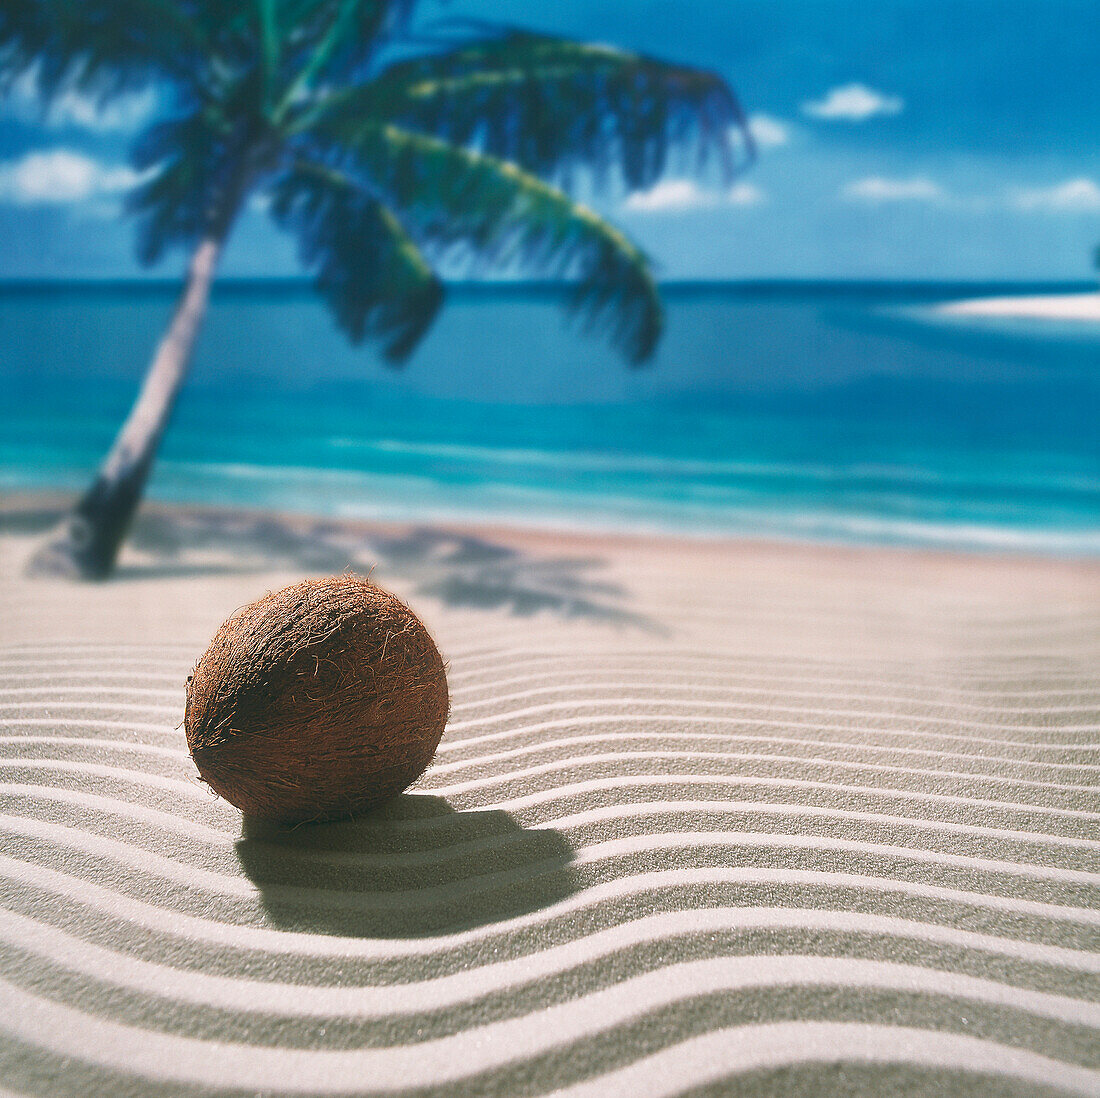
[235,793,578,937]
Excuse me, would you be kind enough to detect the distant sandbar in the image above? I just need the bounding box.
[936,291,1100,322]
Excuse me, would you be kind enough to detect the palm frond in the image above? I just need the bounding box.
[269,161,443,362]
[313,124,661,362]
[0,0,412,110]
[126,107,246,263]
[270,0,418,114]
[312,29,751,190]
[0,0,219,101]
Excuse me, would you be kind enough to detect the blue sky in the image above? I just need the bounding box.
[0,0,1097,280]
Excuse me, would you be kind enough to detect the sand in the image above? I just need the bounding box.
[1,496,1098,1097]
[936,291,1100,322]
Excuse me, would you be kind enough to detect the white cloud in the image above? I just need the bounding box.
[726,182,766,206]
[842,176,944,203]
[624,179,717,212]
[802,83,904,121]
[1011,177,1100,212]
[747,113,790,149]
[0,149,146,204]
[4,69,156,132]
[624,178,766,212]
[49,87,156,132]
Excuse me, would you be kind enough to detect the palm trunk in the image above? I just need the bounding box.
[28,235,225,580]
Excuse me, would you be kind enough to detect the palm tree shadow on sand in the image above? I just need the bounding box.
[115,507,663,630]
[235,793,577,937]
[9,502,658,627]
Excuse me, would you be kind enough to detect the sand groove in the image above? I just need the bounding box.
[2,539,1099,1097]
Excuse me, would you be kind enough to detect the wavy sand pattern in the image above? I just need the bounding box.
[0,506,1098,1096]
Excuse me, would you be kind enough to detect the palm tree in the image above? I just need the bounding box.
[1,1,751,579]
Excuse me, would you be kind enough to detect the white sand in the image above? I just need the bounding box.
[3,498,1098,661]
[1,498,1098,1096]
[936,291,1100,322]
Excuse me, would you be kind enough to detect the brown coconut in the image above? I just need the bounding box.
[185,575,448,824]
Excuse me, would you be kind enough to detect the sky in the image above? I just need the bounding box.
[0,0,1097,281]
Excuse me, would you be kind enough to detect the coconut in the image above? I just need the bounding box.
[185,574,448,824]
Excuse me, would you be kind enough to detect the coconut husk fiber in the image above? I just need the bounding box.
[185,574,449,824]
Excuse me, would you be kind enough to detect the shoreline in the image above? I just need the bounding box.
[936,290,1100,322]
[3,489,1098,576]
[3,482,1099,669]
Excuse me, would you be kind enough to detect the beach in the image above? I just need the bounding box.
[2,495,1098,1095]
[936,291,1100,322]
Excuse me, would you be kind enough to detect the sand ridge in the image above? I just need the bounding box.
[0,500,1098,1096]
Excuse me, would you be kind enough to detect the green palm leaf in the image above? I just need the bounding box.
[270,161,443,362]
[309,29,750,189]
[0,0,220,99]
[319,124,662,362]
[127,107,245,263]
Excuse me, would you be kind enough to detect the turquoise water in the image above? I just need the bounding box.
[2,281,1098,554]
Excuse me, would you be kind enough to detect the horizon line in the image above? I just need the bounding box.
[0,276,1096,289]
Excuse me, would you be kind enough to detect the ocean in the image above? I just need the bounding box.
[2,280,1098,554]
